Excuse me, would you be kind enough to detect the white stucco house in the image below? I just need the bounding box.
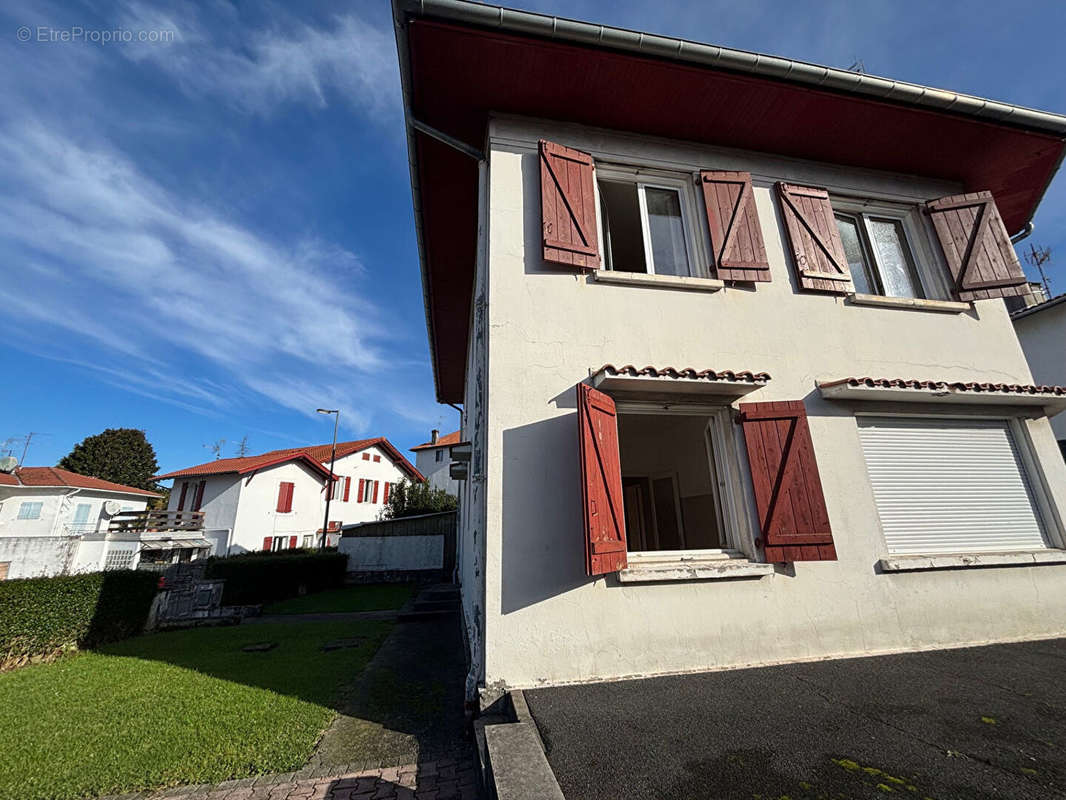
[1013,293,1066,456]
[156,438,425,555]
[411,429,462,495]
[0,466,158,579]
[394,0,1066,696]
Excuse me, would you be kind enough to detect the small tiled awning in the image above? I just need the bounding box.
[818,377,1066,415]
[591,365,770,398]
[140,537,213,551]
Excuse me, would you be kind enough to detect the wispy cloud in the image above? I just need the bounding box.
[118,3,399,118]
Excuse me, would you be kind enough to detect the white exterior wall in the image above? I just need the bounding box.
[230,461,326,552]
[0,487,150,577]
[470,116,1066,689]
[328,445,412,526]
[414,447,461,495]
[1014,301,1066,441]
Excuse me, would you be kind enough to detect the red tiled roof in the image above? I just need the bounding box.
[155,438,424,482]
[819,377,1066,396]
[411,430,462,451]
[597,365,772,383]
[0,467,160,497]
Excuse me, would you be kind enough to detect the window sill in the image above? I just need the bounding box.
[846,293,970,313]
[878,550,1066,572]
[619,556,774,583]
[592,271,724,292]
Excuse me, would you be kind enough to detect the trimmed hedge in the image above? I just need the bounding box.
[0,570,158,670]
[204,550,347,605]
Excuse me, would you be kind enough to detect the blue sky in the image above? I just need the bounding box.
[2,0,1064,477]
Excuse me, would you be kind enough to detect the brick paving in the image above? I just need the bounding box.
[107,750,480,800]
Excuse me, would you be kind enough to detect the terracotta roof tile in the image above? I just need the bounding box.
[411,430,462,450]
[155,438,424,482]
[819,376,1066,396]
[597,364,772,383]
[0,467,159,496]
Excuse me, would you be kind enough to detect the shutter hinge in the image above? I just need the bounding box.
[754,537,763,548]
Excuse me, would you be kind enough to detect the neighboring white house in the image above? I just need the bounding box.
[395,0,1066,696]
[411,429,462,494]
[1013,293,1066,454]
[156,438,425,555]
[0,466,158,579]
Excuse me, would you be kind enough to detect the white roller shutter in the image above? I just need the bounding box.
[858,417,1047,555]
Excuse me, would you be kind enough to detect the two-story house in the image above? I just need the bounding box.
[394,0,1066,696]
[411,429,462,494]
[156,437,424,554]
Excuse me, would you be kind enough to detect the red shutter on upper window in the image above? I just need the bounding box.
[262,536,272,551]
[776,182,853,294]
[357,479,365,503]
[373,455,380,463]
[372,481,380,503]
[177,482,188,511]
[577,383,627,575]
[700,171,771,282]
[343,477,351,502]
[191,480,206,511]
[925,191,1028,301]
[362,453,370,461]
[540,139,599,270]
[739,401,836,562]
[276,481,294,513]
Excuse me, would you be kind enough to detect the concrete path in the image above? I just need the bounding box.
[245,611,399,625]
[527,638,1066,800]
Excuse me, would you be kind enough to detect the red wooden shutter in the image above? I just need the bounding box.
[177,481,188,511]
[383,482,391,504]
[577,383,627,575]
[357,479,365,503]
[276,482,294,513]
[343,477,351,502]
[776,182,853,294]
[192,480,206,511]
[739,401,836,562]
[372,481,380,503]
[700,171,770,281]
[540,139,599,270]
[290,535,298,549]
[262,536,272,551]
[925,191,1028,301]
[362,453,370,461]
[373,455,380,463]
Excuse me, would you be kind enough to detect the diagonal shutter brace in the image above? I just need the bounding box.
[409,118,484,161]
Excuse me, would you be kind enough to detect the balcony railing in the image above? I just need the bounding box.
[108,510,205,534]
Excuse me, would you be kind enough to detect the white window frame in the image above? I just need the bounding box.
[595,166,707,279]
[615,402,756,562]
[17,501,43,520]
[855,410,1065,555]
[830,196,951,300]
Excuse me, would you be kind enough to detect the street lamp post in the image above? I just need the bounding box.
[316,408,340,549]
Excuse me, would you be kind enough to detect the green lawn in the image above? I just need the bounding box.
[263,583,416,615]
[0,619,391,800]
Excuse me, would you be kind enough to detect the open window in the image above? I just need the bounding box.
[597,168,701,278]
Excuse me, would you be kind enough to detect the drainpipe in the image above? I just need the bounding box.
[1010,221,1035,244]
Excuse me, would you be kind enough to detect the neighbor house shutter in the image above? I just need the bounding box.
[540,139,599,269]
[739,401,836,562]
[276,482,293,513]
[383,482,391,504]
[776,182,853,294]
[925,191,1028,301]
[177,482,188,511]
[192,480,206,511]
[357,479,365,503]
[262,536,272,551]
[289,535,298,549]
[343,477,351,502]
[577,383,627,575]
[700,171,771,281]
[372,481,380,503]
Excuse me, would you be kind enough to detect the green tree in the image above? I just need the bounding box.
[381,479,457,520]
[58,428,160,491]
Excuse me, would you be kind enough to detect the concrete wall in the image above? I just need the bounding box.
[1014,300,1066,441]
[469,116,1066,689]
[0,535,78,578]
[339,535,444,571]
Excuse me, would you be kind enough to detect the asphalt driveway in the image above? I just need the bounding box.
[526,638,1066,799]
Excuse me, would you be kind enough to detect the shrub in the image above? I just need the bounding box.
[204,550,347,606]
[381,479,458,520]
[0,570,158,670]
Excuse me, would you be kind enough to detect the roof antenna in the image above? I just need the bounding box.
[1023,244,1053,300]
[848,59,865,74]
